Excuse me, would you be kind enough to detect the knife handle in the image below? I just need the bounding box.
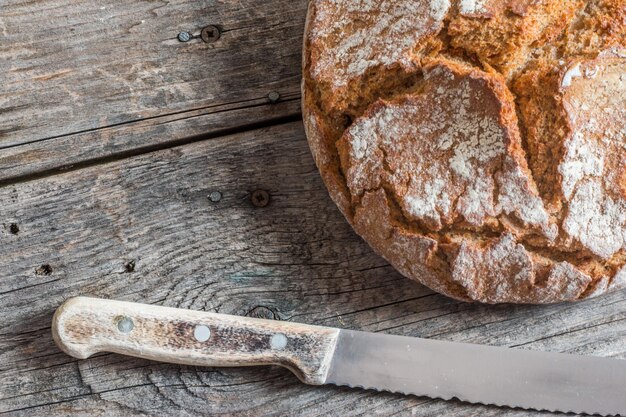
[52,297,339,385]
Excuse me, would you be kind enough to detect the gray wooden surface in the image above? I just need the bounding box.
[0,0,304,182]
[1,1,625,416]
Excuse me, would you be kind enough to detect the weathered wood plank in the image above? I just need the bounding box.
[0,97,301,184]
[1,122,625,416]
[0,0,306,180]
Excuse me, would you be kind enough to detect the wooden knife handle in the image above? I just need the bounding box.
[52,297,339,385]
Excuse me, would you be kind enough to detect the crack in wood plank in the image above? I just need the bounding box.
[0,112,302,186]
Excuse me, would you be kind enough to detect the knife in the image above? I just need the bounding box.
[52,297,626,415]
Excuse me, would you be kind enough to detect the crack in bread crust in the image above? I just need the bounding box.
[303,0,626,303]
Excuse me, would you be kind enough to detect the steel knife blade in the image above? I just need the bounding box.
[53,297,626,415]
[326,329,625,415]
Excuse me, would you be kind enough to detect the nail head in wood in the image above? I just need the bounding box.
[267,91,280,103]
[251,190,270,208]
[177,31,191,42]
[201,25,221,43]
[208,191,222,202]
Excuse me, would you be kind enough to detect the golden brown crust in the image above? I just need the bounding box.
[305,0,448,116]
[353,188,471,300]
[515,49,626,260]
[449,0,583,76]
[302,0,626,304]
[562,0,626,56]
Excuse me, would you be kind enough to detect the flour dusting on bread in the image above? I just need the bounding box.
[459,0,488,14]
[339,61,554,237]
[309,0,450,88]
[307,0,450,115]
[559,53,626,259]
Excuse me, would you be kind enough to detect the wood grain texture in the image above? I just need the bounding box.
[0,0,306,181]
[1,122,626,416]
[53,297,339,385]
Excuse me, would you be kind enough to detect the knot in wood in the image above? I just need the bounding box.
[246,305,279,320]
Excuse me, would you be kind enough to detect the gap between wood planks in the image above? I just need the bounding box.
[0,103,303,188]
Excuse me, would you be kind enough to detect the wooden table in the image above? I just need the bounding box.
[1,1,624,416]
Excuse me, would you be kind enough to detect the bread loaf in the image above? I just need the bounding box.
[302,0,625,303]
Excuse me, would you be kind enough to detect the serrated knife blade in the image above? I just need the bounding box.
[326,329,626,415]
[53,297,626,416]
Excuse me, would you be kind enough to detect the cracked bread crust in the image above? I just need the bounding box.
[302,0,626,303]
[448,0,583,76]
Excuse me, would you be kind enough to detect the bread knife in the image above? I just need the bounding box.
[53,297,626,415]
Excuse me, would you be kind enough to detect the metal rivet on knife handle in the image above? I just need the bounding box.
[117,317,134,333]
[270,333,287,350]
[194,325,211,342]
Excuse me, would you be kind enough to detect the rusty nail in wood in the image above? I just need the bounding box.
[267,91,280,103]
[177,31,191,42]
[208,191,222,202]
[251,190,270,207]
[201,25,221,43]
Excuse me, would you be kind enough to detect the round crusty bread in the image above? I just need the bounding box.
[301,0,626,303]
